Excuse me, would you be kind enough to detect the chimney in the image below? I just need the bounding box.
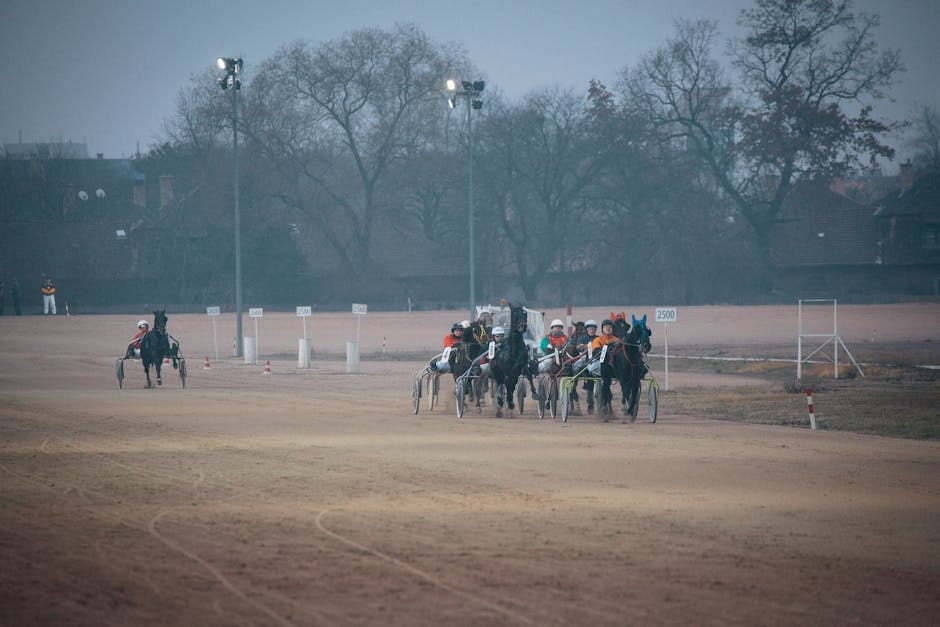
[899,160,914,194]
[159,175,175,208]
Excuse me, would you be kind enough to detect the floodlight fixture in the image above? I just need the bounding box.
[472,99,483,109]
[217,57,242,73]
[472,80,485,92]
[445,78,457,91]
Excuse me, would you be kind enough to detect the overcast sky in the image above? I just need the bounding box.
[2,0,937,168]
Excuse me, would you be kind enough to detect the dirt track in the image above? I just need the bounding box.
[1,306,938,625]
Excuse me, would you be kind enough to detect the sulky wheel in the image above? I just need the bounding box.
[537,378,546,419]
[428,373,440,411]
[549,378,559,419]
[455,381,465,418]
[179,358,187,388]
[648,382,658,423]
[560,385,569,423]
[412,377,422,415]
[116,358,124,389]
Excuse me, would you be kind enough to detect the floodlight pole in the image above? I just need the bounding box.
[467,98,475,323]
[218,56,244,358]
[232,84,243,358]
[446,79,484,322]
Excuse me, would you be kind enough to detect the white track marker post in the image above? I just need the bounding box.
[206,306,221,362]
[806,387,817,430]
[655,307,677,391]
[296,306,312,368]
[566,303,573,336]
[349,303,367,374]
[249,307,263,361]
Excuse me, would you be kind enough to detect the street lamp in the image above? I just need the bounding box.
[446,78,484,322]
[217,56,244,357]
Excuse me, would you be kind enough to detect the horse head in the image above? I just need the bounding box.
[152,309,168,333]
[630,314,652,353]
[612,317,630,339]
[469,320,488,345]
[509,304,528,335]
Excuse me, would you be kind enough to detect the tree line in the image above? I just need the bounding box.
[33,0,928,306]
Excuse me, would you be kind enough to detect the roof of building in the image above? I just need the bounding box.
[771,179,879,267]
[3,141,89,159]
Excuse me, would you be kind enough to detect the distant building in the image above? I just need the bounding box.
[2,141,90,160]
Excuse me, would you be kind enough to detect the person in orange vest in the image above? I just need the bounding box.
[587,319,621,375]
[429,322,466,372]
[41,276,56,315]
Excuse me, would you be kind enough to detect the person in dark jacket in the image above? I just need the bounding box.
[11,278,22,315]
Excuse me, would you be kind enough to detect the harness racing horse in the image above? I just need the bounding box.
[449,320,488,412]
[489,304,537,417]
[139,309,179,388]
[609,314,653,420]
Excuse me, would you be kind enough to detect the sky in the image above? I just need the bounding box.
[1,0,937,168]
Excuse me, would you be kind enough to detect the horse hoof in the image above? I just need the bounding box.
[157,379,162,386]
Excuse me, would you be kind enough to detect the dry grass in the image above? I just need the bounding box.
[653,357,940,439]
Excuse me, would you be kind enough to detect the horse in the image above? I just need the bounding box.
[449,320,488,412]
[488,304,536,417]
[607,314,653,420]
[139,309,179,388]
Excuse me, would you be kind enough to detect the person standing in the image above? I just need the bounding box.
[41,277,56,315]
[11,278,22,315]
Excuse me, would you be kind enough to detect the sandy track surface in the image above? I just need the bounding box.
[1,306,938,625]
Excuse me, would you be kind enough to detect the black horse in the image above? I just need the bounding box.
[608,314,652,419]
[449,320,488,412]
[489,304,536,417]
[140,309,179,388]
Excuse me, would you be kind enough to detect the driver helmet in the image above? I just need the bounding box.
[550,319,564,328]
[491,326,505,337]
[137,320,149,329]
[451,322,463,332]
[460,320,471,329]
[585,319,598,329]
[601,319,614,331]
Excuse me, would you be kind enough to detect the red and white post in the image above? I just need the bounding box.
[806,388,817,430]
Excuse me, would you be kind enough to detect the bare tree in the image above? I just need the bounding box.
[622,2,902,285]
[906,103,940,171]
[247,24,466,280]
[475,88,605,300]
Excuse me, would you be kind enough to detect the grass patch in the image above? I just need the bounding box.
[653,358,940,439]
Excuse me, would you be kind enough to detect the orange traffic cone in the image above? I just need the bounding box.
[262,360,272,375]
[203,356,211,369]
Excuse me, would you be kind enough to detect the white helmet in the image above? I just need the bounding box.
[491,326,505,336]
[550,319,564,328]
[137,319,149,328]
[585,319,598,328]
[461,320,471,328]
